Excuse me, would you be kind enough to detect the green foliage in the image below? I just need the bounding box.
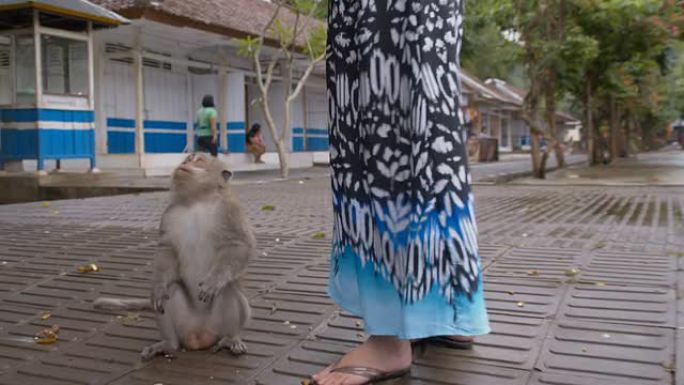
[306,24,327,59]
[465,0,684,153]
[461,0,522,81]
[235,0,326,58]
[237,35,260,57]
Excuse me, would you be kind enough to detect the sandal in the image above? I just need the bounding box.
[424,336,474,350]
[307,366,411,385]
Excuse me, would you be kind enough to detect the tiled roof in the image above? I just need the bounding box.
[90,0,320,41]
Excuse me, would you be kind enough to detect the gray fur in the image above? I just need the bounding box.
[95,153,254,360]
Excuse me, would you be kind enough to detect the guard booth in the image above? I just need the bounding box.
[0,0,126,173]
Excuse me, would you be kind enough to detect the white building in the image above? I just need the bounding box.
[0,0,327,175]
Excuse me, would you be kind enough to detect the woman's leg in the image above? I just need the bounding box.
[312,336,411,385]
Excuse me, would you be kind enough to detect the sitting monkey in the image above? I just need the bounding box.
[94,153,254,360]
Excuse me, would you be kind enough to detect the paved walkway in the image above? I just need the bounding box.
[0,154,681,385]
[513,149,684,186]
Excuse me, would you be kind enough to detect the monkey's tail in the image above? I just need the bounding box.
[93,297,152,311]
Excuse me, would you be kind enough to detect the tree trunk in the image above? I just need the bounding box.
[585,79,596,165]
[530,132,543,178]
[275,138,289,178]
[609,96,618,163]
[545,73,565,168]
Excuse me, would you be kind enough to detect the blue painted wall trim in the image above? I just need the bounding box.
[291,127,328,152]
[106,117,189,153]
[1,108,94,123]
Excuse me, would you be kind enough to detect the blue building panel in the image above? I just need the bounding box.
[108,131,135,154]
[306,136,328,151]
[0,129,39,159]
[40,129,95,158]
[0,108,96,169]
[292,137,305,152]
[227,121,246,153]
[145,132,187,153]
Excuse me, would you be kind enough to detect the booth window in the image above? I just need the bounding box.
[41,35,88,96]
[15,35,36,104]
[0,36,10,105]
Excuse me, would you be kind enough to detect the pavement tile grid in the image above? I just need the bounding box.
[0,181,681,384]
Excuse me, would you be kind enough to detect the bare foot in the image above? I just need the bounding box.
[312,336,412,385]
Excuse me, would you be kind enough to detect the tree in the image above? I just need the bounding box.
[568,0,682,162]
[237,0,326,178]
[493,0,573,178]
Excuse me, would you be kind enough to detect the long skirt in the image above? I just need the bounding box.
[327,0,490,339]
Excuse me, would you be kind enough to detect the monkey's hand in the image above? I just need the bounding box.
[151,284,170,313]
[198,275,228,303]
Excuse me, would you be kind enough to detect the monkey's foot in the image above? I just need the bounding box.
[141,341,178,361]
[211,336,247,355]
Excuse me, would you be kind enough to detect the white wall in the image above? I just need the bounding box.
[306,87,327,129]
[102,60,135,120]
[144,66,187,122]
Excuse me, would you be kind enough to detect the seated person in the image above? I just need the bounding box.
[246,124,266,163]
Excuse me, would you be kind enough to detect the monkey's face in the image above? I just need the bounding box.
[172,153,233,194]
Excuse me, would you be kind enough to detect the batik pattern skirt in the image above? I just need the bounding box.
[327,0,490,339]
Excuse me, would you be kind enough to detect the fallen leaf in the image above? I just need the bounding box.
[593,242,606,249]
[77,263,99,273]
[595,282,606,287]
[527,270,539,277]
[507,291,516,295]
[270,304,277,314]
[581,347,588,353]
[355,321,362,327]
[301,379,312,385]
[40,202,50,208]
[565,268,580,277]
[120,313,141,324]
[261,204,276,212]
[35,325,60,344]
[40,312,51,321]
[312,232,326,239]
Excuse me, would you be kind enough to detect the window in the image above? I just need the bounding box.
[41,35,88,96]
[0,36,10,105]
[15,35,36,104]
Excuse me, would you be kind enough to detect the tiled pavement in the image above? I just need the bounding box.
[0,177,682,385]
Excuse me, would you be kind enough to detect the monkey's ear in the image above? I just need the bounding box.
[221,170,233,183]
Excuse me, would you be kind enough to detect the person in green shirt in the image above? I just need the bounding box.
[196,95,218,156]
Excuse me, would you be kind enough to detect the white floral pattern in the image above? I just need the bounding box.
[328,0,481,305]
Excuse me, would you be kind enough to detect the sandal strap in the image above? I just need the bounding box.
[330,366,384,378]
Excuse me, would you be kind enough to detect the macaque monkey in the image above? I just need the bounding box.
[94,153,254,360]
